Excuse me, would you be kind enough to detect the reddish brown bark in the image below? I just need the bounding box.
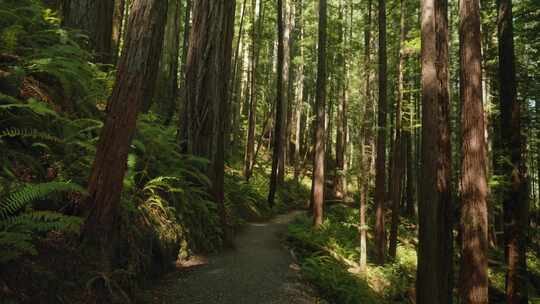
[268,0,286,207]
[311,0,327,228]
[374,0,387,264]
[459,0,489,301]
[83,0,167,249]
[63,0,114,64]
[185,0,236,244]
[497,0,529,301]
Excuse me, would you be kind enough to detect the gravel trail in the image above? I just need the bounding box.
[144,211,321,304]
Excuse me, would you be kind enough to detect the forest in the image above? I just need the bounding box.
[0,0,539,303]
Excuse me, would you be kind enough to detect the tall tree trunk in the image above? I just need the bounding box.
[388,0,407,260]
[268,0,286,207]
[185,0,236,243]
[311,0,327,228]
[374,0,387,265]
[82,0,167,256]
[244,0,263,180]
[149,0,182,122]
[63,0,114,64]
[497,0,529,301]
[459,0,489,301]
[417,0,453,299]
[178,0,192,152]
[277,0,292,184]
[293,0,304,181]
[334,1,347,200]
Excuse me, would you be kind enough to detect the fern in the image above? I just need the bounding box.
[0,127,62,143]
[0,181,85,219]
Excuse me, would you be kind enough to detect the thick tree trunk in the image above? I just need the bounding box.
[268,0,286,207]
[311,0,327,228]
[82,0,167,254]
[417,0,453,300]
[374,0,387,265]
[459,0,489,301]
[63,0,114,64]
[497,0,529,301]
[185,0,236,243]
[150,0,182,123]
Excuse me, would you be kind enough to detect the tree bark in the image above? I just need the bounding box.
[185,0,236,243]
[374,0,387,265]
[358,0,373,272]
[459,0,489,301]
[268,0,286,207]
[417,0,453,300]
[149,0,182,123]
[244,0,263,181]
[63,0,114,64]
[82,0,167,254]
[388,0,407,260]
[497,0,529,301]
[311,0,327,228]
[111,0,125,63]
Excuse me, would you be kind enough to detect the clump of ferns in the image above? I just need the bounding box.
[0,181,86,264]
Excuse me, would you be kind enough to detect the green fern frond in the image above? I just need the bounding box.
[0,127,62,143]
[0,181,85,219]
[2,210,83,234]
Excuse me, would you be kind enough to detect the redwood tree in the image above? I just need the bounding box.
[497,0,529,301]
[82,0,168,250]
[374,0,387,264]
[268,0,285,207]
[417,0,453,300]
[185,0,236,243]
[311,0,327,228]
[63,0,115,63]
[459,0,489,301]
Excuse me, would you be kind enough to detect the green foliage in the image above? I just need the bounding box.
[288,205,418,303]
[0,181,85,264]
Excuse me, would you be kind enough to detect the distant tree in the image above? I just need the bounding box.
[374,0,387,264]
[63,0,115,64]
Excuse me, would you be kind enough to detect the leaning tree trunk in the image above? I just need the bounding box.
[459,0,489,301]
[311,0,327,228]
[111,0,125,62]
[374,0,387,265]
[63,0,114,64]
[82,0,167,256]
[497,0,529,301]
[417,0,453,300]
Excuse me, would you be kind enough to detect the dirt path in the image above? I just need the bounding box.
[143,211,321,304]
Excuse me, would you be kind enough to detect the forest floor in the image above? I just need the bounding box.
[141,211,324,304]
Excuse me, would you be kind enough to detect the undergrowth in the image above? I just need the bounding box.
[287,205,417,304]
